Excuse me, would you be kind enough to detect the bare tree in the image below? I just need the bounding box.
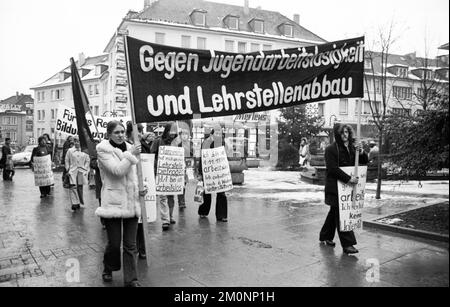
[364,20,401,199]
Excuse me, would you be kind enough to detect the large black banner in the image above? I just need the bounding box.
[125,36,364,123]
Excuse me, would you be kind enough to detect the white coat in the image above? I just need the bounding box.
[65,147,90,185]
[94,140,141,219]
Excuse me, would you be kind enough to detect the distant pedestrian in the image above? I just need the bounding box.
[1,138,12,180]
[319,123,368,254]
[95,120,144,287]
[65,138,90,211]
[368,141,379,165]
[198,129,228,222]
[31,136,53,198]
[299,137,311,167]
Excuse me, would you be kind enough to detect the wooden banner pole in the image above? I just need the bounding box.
[124,34,151,267]
[352,99,362,209]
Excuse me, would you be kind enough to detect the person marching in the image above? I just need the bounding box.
[173,128,194,210]
[319,123,368,254]
[198,129,228,222]
[1,138,13,180]
[31,136,53,198]
[95,121,144,287]
[150,122,179,231]
[65,137,90,211]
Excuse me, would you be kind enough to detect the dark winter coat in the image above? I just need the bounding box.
[324,124,368,207]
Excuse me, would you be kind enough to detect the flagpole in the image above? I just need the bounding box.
[352,99,362,209]
[123,34,151,267]
[71,60,101,139]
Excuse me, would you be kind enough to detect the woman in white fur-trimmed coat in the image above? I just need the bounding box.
[95,120,144,287]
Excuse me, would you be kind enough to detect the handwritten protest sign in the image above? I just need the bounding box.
[55,106,130,139]
[156,146,185,195]
[140,154,157,223]
[337,166,367,232]
[33,155,54,186]
[201,146,233,194]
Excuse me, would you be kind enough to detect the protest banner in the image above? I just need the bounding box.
[125,36,364,123]
[33,155,54,186]
[201,146,233,194]
[155,146,185,195]
[337,166,367,232]
[140,154,157,223]
[55,106,131,140]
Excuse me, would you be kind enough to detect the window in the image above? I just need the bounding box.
[42,91,45,101]
[197,37,207,49]
[2,116,18,125]
[42,110,45,120]
[155,32,165,44]
[225,40,235,52]
[227,16,239,30]
[89,85,94,96]
[262,44,272,51]
[253,20,264,33]
[94,106,99,116]
[374,79,381,94]
[94,84,100,96]
[37,92,41,102]
[397,67,408,78]
[181,35,191,48]
[238,42,247,53]
[191,11,206,26]
[51,109,55,120]
[339,99,348,115]
[363,101,380,114]
[393,86,412,100]
[363,101,372,114]
[37,110,41,121]
[283,24,293,37]
[364,59,372,70]
[318,103,324,117]
[424,70,433,80]
[250,43,259,52]
[51,90,55,100]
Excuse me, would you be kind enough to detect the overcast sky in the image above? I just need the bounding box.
[0,0,448,99]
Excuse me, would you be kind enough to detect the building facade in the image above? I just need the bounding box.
[30,54,109,144]
[0,93,34,148]
[319,47,449,140]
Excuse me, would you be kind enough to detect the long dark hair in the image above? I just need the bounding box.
[106,120,125,136]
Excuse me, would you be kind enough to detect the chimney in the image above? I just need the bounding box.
[16,91,19,101]
[78,52,86,67]
[293,14,300,24]
[244,0,249,15]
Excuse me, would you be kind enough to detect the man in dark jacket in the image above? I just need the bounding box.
[1,138,12,180]
[319,123,368,254]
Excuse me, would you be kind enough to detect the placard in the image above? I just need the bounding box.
[140,154,157,223]
[155,146,185,195]
[201,146,233,194]
[33,155,54,187]
[337,166,367,232]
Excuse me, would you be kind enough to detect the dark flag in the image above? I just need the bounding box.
[70,58,96,156]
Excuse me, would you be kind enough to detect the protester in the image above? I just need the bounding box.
[150,122,179,231]
[31,136,53,198]
[198,129,228,222]
[141,132,154,154]
[299,137,311,167]
[368,140,379,165]
[95,120,144,287]
[43,133,54,157]
[319,123,368,254]
[1,138,12,180]
[65,138,90,211]
[61,136,74,187]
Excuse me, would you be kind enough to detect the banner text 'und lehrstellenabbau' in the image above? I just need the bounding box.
[125,36,365,123]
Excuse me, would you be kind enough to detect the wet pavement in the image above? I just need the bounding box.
[0,167,448,287]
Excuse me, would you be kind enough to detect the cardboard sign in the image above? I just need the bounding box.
[337,166,368,232]
[155,146,185,195]
[140,154,157,223]
[201,146,233,194]
[55,106,131,139]
[33,155,54,187]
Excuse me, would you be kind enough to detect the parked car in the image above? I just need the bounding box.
[12,145,37,167]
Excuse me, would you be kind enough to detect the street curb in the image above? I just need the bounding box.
[363,220,449,243]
